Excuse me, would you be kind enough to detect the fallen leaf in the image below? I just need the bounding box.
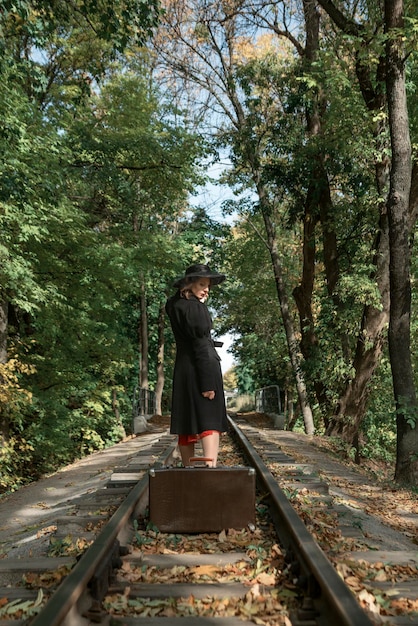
[256,572,276,586]
[189,565,221,577]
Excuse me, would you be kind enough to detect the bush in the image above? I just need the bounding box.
[0,436,35,493]
[227,394,255,412]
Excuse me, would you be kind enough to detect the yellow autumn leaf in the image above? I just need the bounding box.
[357,589,380,614]
[120,561,132,573]
[189,565,221,576]
[247,583,261,598]
[256,572,276,586]
[374,569,388,582]
[336,562,353,578]
[345,575,363,590]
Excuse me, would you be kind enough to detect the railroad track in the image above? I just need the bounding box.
[232,417,418,626]
[0,416,416,625]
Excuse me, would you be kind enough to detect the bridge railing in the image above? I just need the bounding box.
[254,385,284,429]
[255,385,281,413]
[132,387,156,433]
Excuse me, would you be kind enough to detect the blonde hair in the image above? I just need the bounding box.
[179,277,210,300]
[179,277,196,300]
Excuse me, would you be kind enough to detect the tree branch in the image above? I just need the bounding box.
[70,160,182,170]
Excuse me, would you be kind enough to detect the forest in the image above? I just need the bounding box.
[1,0,418,491]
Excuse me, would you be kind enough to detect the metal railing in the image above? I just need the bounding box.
[132,386,156,418]
[254,385,281,414]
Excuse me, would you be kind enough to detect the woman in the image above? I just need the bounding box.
[165,264,228,467]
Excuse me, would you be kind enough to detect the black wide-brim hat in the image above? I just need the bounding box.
[173,263,226,288]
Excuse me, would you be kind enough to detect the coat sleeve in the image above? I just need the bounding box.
[180,299,217,392]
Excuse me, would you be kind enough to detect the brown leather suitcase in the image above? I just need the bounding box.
[148,464,256,533]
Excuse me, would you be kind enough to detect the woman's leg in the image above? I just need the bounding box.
[178,442,195,466]
[202,432,220,467]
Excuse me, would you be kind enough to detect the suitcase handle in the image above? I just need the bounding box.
[188,457,214,466]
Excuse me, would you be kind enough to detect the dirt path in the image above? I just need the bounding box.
[0,416,416,561]
[260,429,417,551]
[0,432,165,559]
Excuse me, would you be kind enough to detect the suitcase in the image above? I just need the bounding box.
[148,462,256,533]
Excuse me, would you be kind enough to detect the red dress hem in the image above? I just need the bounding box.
[178,430,219,446]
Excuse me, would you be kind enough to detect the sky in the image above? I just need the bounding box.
[192,157,239,222]
[191,160,238,375]
[217,333,235,374]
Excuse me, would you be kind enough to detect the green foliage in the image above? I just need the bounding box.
[0,2,212,492]
[226,394,255,412]
[0,590,44,620]
[223,367,237,392]
[396,396,418,429]
[361,419,396,462]
[219,213,295,396]
[0,436,35,492]
[4,0,418,490]
[361,421,396,462]
[187,6,405,457]
[0,0,161,50]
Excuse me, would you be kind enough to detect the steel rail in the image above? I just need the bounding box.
[228,416,374,626]
[30,442,178,626]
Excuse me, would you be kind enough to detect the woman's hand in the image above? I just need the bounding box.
[202,390,215,400]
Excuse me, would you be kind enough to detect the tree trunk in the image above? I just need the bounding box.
[316,0,392,444]
[293,0,321,366]
[286,396,297,431]
[302,0,341,303]
[259,192,315,436]
[155,303,165,416]
[138,278,151,415]
[139,280,149,390]
[292,0,339,421]
[0,299,8,444]
[112,388,126,437]
[385,0,418,484]
[408,162,418,229]
[326,214,390,440]
[0,300,7,365]
[292,207,317,361]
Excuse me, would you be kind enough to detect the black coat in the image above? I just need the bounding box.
[165,291,228,435]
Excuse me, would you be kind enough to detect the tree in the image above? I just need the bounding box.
[384,0,417,483]
[0,1,214,487]
[153,0,315,434]
[231,0,395,450]
[0,0,163,450]
[223,367,237,392]
[315,0,418,483]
